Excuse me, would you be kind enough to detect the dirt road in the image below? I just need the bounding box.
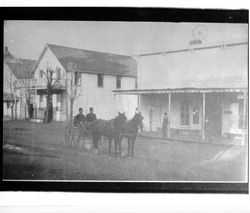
[2,121,248,181]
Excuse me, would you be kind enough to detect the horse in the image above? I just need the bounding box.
[120,112,144,158]
[85,112,127,157]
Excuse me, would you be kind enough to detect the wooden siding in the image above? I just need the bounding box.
[137,43,247,90]
[72,73,137,120]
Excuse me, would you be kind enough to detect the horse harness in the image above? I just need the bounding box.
[104,119,114,132]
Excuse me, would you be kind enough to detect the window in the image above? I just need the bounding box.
[238,101,244,129]
[180,101,190,126]
[39,70,43,78]
[97,74,104,87]
[57,69,61,80]
[74,72,81,85]
[6,101,10,109]
[116,76,121,89]
[192,106,200,124]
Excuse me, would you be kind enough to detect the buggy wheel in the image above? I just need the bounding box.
[71,128,81,148]
[65,122,73,147]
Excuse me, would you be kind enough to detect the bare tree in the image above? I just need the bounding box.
[66,62,82,123]
[5,72,18,120]
[19,77,32,119]
[40,63,61,123]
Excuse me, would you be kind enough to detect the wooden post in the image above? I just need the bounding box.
[65,78,68,122]
[242,91,247,146]
[34,86,37,119]
[202,93,206,140]
[138,94,141,111]
[168,93,171,138]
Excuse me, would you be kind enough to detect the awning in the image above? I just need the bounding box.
[113,87,248,95]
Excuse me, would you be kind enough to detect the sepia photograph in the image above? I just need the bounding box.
[1,8,248,192]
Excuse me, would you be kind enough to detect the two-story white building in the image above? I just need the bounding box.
[115,39,248,145]
[31,44,137,121]
[3,47,36,120]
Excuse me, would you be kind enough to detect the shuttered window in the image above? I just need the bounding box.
[116,76,121,89]
[98,74,104,87]
[74,72,81,85]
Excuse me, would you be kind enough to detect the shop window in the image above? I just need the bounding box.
[98,74,104,87]
[180,101,190,126]
[192,106,200,124]
[238,101,244,129]
[116,76,121,89]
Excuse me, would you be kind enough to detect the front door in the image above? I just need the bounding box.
[206,93,222,137]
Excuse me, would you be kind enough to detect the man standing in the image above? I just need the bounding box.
[162,112,169,139]
[74,108,86,127]
[86,107,97,123]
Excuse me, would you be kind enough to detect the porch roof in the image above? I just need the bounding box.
[3,93,20,101]
[36,88,65,95]
[113,87,248,95]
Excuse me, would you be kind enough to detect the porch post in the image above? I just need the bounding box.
[168,92,171,138]
[34,86,37,119]
[242,90,247,146]
[138,94,141,111]
[65,78,68,122]
[202,93,206,140]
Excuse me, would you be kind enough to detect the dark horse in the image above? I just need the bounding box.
[85,112,127,157]
[120,112,144,158]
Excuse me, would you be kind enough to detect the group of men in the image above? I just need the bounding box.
[74,107,97,127]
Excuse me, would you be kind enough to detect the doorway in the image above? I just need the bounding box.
[205,93,222,137]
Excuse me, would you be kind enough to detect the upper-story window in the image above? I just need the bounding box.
[98,74,104,87]
[39,70,43,78]
[116,76,121,89]
[56,69,61,80]
[74,72,81,86]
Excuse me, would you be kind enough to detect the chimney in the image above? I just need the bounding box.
[5,46,8,53]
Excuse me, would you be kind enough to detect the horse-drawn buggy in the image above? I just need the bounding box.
[65,121,93,150]
[64,112,144,158]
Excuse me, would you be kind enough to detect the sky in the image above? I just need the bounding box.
[4,21,248,60]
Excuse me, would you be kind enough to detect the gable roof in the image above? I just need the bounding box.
[4,49,22,64]
[35,44,137,77]
[6,58,36,79]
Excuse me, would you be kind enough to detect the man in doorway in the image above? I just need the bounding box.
[86,107,97,123]
[74,108,86,127]
[162,112,169,139]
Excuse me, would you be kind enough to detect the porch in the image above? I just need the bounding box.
[114,87,248,146]
[140,129,246,146]
[31,87,67,122]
